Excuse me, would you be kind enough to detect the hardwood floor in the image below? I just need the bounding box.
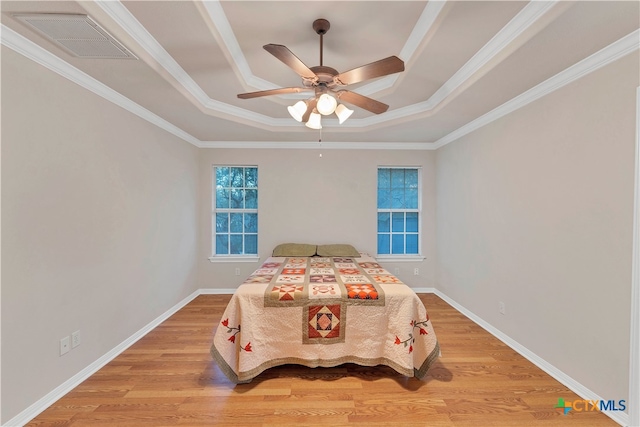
[27,294,617,426]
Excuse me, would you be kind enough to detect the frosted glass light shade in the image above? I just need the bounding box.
[287,100,307,122]
[316,93,337,115]
[335,104,354,124]
[305,111,322,129]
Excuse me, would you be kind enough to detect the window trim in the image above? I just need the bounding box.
[376,166,423,258]
[211,165,258,260]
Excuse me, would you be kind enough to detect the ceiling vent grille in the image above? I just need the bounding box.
[13,13,137,59]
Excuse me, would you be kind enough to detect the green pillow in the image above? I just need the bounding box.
[272,243,317,257]
[316,244,360,257]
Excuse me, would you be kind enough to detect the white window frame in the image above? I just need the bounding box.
[376,166,425,262]
[209,165,259,263]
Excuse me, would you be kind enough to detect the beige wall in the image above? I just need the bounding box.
[197,148,436,290]
[436,53,638,404]
[1,47,200,422]
[2,27,638,426]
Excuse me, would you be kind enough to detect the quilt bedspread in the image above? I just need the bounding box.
[210,254,440,383]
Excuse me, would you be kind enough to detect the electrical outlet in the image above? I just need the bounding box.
[60,336,70,356]
[235,268,240,276]
[499,301,506,315]
[394,267,400,275]
[414,268,419,276]
[72,330,81,348]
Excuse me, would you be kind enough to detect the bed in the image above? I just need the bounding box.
[210,244,440,383]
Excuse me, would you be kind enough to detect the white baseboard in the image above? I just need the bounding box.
[199,288,238,294]
[4,286,629,427]
[431,289,629,427]
[410,287,437,294]
[3,289,201,427]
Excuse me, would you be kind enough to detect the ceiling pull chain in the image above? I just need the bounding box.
[319,128,323,158]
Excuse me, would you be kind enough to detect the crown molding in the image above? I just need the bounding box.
[197,141,437,150]
[0,24,201,147]
[3,19,637,150]
[354,0,446,97]
[92,0,560,131]
[94,0,280,127]
[197,0,279,93]
[433,28,640,149]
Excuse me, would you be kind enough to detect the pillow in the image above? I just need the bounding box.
[316,244,360,257]
[272,243,317,257]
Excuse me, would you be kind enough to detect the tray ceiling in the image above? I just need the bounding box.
[1,1,638,148]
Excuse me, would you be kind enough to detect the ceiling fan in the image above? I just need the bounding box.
[237,18,405,128]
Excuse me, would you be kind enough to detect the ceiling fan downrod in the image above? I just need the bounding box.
[313,19,330,67]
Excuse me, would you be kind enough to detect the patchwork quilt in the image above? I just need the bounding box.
[210,254,440,383]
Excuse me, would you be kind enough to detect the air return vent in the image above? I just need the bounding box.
[13,13,137,59]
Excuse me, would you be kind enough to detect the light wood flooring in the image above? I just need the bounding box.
[27,294,618,426]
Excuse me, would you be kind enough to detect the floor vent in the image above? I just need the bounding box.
[13,13,137,59]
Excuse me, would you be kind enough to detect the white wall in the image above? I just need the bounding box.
[1,47,200,423]
[436,53,638,406]
[198,148,436,290]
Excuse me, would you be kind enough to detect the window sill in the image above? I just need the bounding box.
[375,255,425,262]
[208,256,260,263]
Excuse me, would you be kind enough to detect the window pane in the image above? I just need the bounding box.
[406,189,418,209]
[406,212,419,232]
[216,234,228,255]
[392,212,405,232]
[215,189,229,208]
[391,188,405,209]
[392,234,404,254]
[231,167,244,187]
[377,189,391,209]
[230,189,244,209]
[230,235,243,254]
[406,234,418,254]
[244,213,258,233]
[215,213,228,233]
[378,168,390,189]
[406,169,418,188]
[230,213,243,233]
[391,169,405,188]
[245,189,258,209]
[245,168,258,188]
[216,167,229,188]
[378,233,390,254]
[377,212,390,232]
[244,234,257,254]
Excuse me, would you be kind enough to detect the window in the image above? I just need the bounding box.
[213,166,258,257]
[377,167,420,256]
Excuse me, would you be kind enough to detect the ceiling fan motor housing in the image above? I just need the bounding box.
[305,66,339,87]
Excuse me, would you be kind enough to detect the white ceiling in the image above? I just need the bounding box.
[1,1,639,148]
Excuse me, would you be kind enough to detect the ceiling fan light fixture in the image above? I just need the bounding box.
[316,93,337,115]
[305,111,322,129]
[237,18,405,128]
[287,100,307,122]
[335,103,354,124]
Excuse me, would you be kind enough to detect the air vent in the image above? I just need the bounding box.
[13,13,137,59]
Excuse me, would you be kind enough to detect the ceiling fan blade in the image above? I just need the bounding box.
[264,44,318,82]
[334,56,404,86]
[237,87,313,99]
[335,90,389,114]
[301,98,318,123]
